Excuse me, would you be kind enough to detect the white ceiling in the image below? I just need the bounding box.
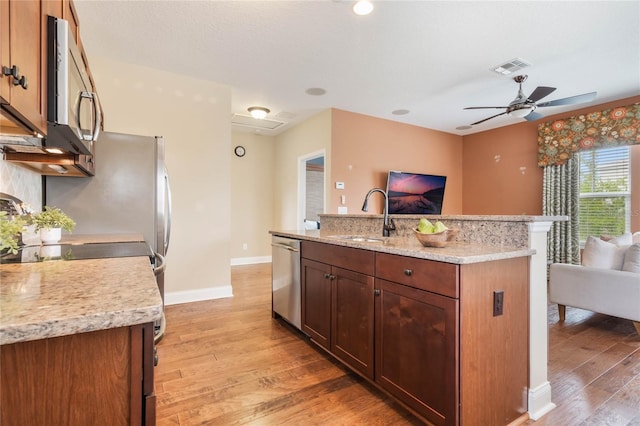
[73,0,640,137]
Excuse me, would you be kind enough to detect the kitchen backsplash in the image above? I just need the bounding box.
[0,159,41,210]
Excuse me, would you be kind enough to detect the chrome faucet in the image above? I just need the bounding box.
[361,188,396,237]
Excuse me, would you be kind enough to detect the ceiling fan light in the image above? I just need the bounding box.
[248,106,270,119]
[509,107,533,118]
[353,1,374,16]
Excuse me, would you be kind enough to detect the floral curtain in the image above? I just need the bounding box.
[539,101,639,265]
[537,102,640,167]
[543,158,580,265]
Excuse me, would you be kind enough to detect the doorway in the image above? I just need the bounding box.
[298,150,325,229]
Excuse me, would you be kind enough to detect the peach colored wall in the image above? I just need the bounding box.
[462,122,541,215]
[330,109,463,215]
[463,96,640,221]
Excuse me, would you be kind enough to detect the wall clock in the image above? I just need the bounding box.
[234,146,246,157]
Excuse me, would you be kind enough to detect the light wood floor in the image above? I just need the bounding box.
[155,263,640,425]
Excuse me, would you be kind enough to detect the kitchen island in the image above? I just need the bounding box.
[271,214,564,426]
[0,237,162,425]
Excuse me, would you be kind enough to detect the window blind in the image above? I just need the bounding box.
[578,146,630,240]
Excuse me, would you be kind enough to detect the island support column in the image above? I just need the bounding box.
[527,221,556,419]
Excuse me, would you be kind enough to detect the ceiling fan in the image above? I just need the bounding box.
[464,75,597,126]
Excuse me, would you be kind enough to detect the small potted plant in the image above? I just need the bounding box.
[30,206,76,244]
[0,211,27,254]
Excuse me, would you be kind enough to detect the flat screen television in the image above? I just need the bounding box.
[386,170,446,214]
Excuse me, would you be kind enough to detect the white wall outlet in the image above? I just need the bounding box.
[338,206,348,214]
[341,195,346,205]
[335,181,345,189]
[242,243,248,250]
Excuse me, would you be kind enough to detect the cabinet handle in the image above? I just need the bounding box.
[404,269,413,276]
[15,75,27,89]
[329,275,336,280]
[2,65,18,78]
[2,65,27,89]
[374,289,381,296]
[324,273,330,279]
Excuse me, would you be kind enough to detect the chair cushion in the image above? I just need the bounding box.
[622,244,640,273]
[582,236,627,270]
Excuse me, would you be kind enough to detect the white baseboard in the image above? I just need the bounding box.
[231,255,272,266]
[165,285,233,306]
[528,381,556,420]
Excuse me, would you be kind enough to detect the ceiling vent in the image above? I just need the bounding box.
[231,114,285,130]
[491,58,531,75]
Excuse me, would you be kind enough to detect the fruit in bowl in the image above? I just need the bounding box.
[414,219,456,247]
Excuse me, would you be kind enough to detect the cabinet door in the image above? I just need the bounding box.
[375,279,459,426]
[1,0,46,134]
[0,0,9,104]
[301,258,332,349]
[332,266,374,379]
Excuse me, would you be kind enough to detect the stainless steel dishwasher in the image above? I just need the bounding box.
[271,236,301,330]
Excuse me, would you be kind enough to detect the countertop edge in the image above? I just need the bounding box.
[318,214,568,222]
[271,230,535,264]
[0,305,162,346]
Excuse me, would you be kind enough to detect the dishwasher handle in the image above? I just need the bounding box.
[271,243,300,252]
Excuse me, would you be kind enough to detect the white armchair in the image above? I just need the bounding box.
[549,232,640,334]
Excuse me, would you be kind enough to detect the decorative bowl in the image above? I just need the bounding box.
[413,228,457,248]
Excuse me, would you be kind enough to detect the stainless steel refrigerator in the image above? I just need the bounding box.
[45,131,172,335]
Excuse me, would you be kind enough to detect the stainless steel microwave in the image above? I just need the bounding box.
[46,16,101,156]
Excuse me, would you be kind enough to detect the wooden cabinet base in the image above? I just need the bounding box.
[300,241,529,426]
[0,324,155,426]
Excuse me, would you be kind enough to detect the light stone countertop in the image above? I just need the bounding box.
[0,256,162,346]
[270,229,535,264]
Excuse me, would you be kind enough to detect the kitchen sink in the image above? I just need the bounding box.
[329,235,384,243]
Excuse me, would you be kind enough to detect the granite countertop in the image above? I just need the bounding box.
[271,229,535,264]
[0,235,162,346]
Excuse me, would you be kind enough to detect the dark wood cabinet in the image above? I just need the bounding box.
[375,278,458,426]
[298,241,530,426]
[301,258,332,349]
[0,323,156,426]
[332,266,375,378]
[301,241,375,379]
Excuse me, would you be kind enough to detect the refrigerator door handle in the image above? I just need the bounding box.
[164,168,172,255]
[153,252,167,275]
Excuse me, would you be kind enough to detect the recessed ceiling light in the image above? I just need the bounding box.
[248,106,270,119]
[353,0,374,16]
[305,87,326,96]
[391,109,410,116]
[456,125,472,131]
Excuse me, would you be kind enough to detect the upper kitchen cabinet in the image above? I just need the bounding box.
[0,0,47,136]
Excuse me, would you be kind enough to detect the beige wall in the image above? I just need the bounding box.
[230,132,276,261]
[330,109,463,215]
[89,56,233,301]
[274,109,332,230]
[463,96,640,230]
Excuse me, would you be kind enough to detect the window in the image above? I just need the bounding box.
[578,146,631,242]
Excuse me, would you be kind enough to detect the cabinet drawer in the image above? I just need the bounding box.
[301,241,374,275]
[375,252,459,298]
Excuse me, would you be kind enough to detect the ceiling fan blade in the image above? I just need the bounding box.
[471,111,508,125]
[524,111,544,122]
[537,91,597,108]
[464,106,509,110]
[527,86,556,103]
